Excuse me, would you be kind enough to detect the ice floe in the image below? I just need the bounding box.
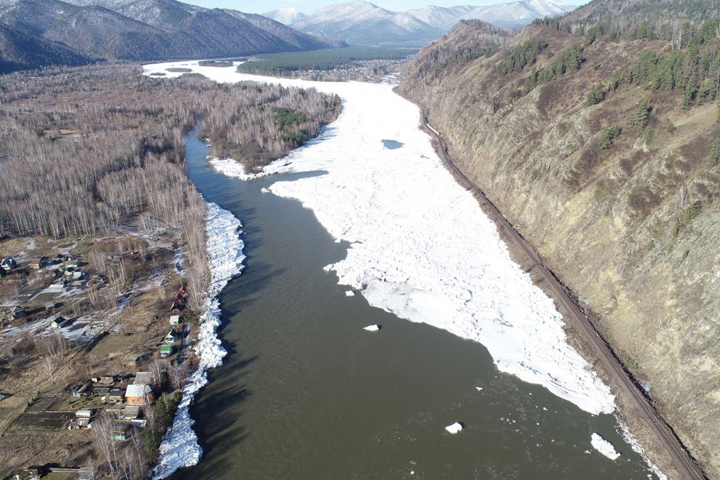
[151,202,245,479]
[363,324,381,332]
[446,422,463,434]
[591,433,621,460]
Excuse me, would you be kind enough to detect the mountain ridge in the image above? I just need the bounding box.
[0,0,340,70]
[275,0,574,45]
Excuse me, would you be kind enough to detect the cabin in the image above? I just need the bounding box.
[76,409,93,418]
[160,344,173,358]
[125,384,153,406]
[169,315,180,326]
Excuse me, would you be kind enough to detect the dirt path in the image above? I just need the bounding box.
[402,93,707,480]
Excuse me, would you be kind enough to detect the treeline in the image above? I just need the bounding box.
[201,83,340,168]
[236,46,416,76]
[0,65,340,239]
[583,17,720,109]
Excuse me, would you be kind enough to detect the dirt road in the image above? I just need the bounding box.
[404,94,707,480]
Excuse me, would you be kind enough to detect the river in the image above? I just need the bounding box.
[144,61,661,479]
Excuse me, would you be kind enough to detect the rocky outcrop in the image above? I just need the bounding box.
[400,22,720,478]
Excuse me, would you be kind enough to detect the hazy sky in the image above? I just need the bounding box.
[183,0,582,15]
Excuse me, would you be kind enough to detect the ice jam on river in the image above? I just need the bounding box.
[144,59,616,469]
[151,203,245,479]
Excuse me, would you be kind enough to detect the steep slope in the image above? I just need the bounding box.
[563,0,720,26]
[400,19,720,478]
[0,22,92,73]
[263,7,308,25]
[292,1,443,46]
[0,0,339,65]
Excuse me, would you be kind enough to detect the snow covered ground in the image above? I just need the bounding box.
[143,60,615,416]
[152,202,245,479]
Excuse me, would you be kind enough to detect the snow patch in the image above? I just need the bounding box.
[152,202,245,479]
[619,421,667,479]
[591,433,621,460]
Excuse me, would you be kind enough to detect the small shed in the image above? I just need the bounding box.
[1,257,17,272]
[126,354,141,369]
[163,331,178,345]
[121,405,140,421]
[169,315,180,326]
[160,344,173,358]
[109,388,124,402]
[76,409,93,418]
[112,422,130,441]
[51,316,71,329]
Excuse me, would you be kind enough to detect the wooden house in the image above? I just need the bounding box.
[125,384,153,406]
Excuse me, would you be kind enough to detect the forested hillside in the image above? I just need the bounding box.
[400,11,720,479]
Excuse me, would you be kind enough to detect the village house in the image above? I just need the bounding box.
[163,330,178,344]
[125,384,153,406]
[169,315,180,326]
[70,381,91,398]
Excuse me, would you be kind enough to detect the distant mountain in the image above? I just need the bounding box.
[460,0,574,29]
[409,0,574,30]
[284,0,574,46]
[0,22,93,73]
[0,0,340,69]
[405,5,476,29]
[223,10,346,50]
[290,1,444,46]
[263,7,308,25]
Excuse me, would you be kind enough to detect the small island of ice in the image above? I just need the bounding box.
[345,290,355,297]
[591,433,621,460]
[363,324,380,332]
[446,422,463,434]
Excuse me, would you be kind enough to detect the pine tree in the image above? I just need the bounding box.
[683,75,697,109]
[628,98,652,130]
[586,84,606,106]
[711,138,720,165]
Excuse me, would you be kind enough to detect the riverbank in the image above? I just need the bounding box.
[152,202,245,479]
[399,91,702,480]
